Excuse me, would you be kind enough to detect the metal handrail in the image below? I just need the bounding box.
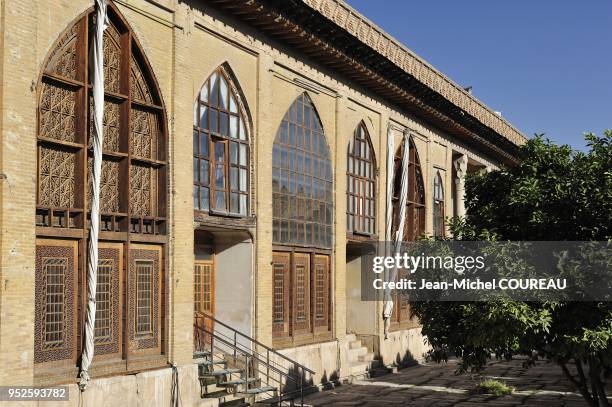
[198,312,315,374]
[194,312,316,405]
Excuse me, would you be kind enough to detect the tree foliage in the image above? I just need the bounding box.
[411,131,612,406]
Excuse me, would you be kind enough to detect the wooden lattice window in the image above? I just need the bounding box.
[272,252,331,343]
[272,93,333,248]
[313,255,330,330]
[36,7,167,235]
[392,137,426,241]
[94,259,113,343]
[135,260,154,337]
[347,122,376,235]
[194,66,249,215]
[391,137,425,328]
[433,171,445,238]
[272,253,290,338]
[42,258,67,349]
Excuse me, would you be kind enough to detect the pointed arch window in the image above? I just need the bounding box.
[193,66,249,216]
[272,93,333,346]
[272,93,333,248]
[433,171,445,238]
[35,5,167,380]
[347,122,376,235]
[391,136,425,329]
[392,137,425,241]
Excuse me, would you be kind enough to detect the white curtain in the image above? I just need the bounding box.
[79,0,107,391]
[383,130,410,338]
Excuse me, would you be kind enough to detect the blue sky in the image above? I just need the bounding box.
[346,0,611,150]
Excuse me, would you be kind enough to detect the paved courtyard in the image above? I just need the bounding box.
[304,357,608,406]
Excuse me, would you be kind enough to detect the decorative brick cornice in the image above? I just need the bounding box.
[302,0,527,147]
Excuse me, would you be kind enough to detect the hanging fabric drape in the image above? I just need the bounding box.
[79,0,107,391]
[383,130,410,338]
[382,125,394,336]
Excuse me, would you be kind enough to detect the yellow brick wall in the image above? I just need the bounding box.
[0,0,506,386]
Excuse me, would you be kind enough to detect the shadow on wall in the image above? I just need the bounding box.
[395,349,418,368]
[281,364,317,397]
[319,370,340,390]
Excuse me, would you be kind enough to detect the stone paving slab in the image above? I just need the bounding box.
[304,357,611,406]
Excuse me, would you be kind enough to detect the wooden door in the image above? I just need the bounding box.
[194,259,215,336]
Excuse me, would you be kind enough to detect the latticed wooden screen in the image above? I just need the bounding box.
[193,66,249,215]
[36,9,167,235]
[391,136,425,328]
[35,5,167,378]
[272,93,333,248]
[272,252,331,342]
[272,253,291,338]
[135,260,154,337]
[347,122,376,235]
[313,255,330,330]
[35,240,77,365]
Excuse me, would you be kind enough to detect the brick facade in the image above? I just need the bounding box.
[0,0,522,401]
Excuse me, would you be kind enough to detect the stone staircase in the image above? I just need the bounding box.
[345,334,389,380]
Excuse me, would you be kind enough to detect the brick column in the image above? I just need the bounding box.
[167,3,195,365]
[0,0,39,386]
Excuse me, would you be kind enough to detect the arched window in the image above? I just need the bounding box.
[392,137,425,241]
[347,122,376,235]
[193,66,249,215]
[433,171,445,238]
[272,93,333,248]
[391,136,425,329]
[271,93,333,345]
[35,6,167,379]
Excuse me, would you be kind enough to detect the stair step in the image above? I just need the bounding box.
[218,377,257,387]
[238,385,276,395]
[198,359,227,367]
[199,368,243,378]
[220,398,249,407]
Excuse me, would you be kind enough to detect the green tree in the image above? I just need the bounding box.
[411,131,612,406]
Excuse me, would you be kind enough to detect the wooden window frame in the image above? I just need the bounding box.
[193,67,250,217]
[272,248,333,348]
[34,5,168,385]
[272,93,333,249]
[347,122,377,237]
[390,137,425,330]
